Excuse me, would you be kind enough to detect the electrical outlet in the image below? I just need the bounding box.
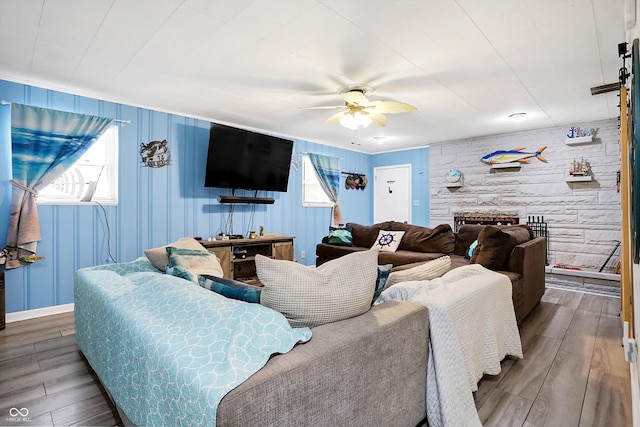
[623,321,637,363]
[300,251,305,259]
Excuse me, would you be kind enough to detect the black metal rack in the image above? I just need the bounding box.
[526,216,549,265]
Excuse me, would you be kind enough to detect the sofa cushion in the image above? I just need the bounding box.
[316,243,447,268]
[371,230,405,252]
[347,222,392,247]
[465,240,478,259]
[316,243,367,263]
[347,222,455,254]
[454,224,485,256]
[373,264,393,304]
[327,226,354,246]
[449,254,471,270]
[144,237,205,271]
[256,249,378,328]
[198,275,262,303]
[165,246,224,282]
[470,225,533,270]
[389,223,455,254]
[384,256,452,289]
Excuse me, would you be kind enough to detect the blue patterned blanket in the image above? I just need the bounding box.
[75,258,312,426]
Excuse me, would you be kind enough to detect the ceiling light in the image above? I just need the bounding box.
[339,111,372,130]
[373,136,387,144]
[508,112,527,120]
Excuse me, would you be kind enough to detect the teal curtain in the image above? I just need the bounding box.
[309,153,344,226]
[1,104,112,269]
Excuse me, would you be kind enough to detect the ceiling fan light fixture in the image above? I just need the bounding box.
[339,111,372,130]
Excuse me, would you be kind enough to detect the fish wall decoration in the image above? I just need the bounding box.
[481,146,548,165]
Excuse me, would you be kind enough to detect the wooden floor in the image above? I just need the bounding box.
[0,312,120,426]
[0,287,632,427]
[475,287,632,427]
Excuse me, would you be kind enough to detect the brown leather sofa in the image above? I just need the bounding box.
[316,221,546,324]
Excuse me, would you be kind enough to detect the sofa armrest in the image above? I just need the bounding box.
[217,300,430,427]
[507,236,546,276]
[507,237,546,322]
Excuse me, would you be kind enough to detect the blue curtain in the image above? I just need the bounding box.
[1,104,113,269]
[0,103,11,265]
[309,153,344,226]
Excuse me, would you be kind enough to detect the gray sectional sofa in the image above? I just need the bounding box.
[76,257,431,426]
[217,299,430,426]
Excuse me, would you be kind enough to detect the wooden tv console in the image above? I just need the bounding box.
[200,236,294,285]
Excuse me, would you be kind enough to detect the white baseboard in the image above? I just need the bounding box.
[6,303,74,323]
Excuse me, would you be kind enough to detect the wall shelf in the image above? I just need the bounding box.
[565,175,592,182]
[218,195,275,204]
[491,163,521,170]
[565,136,595,145]
[445,182,463,188]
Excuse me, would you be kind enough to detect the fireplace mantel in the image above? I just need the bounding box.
[453,213,520,232]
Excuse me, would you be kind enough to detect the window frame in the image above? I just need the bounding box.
[301,154,333,208]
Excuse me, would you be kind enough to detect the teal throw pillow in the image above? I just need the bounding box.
[373,264,393,304]
[198,274,262,303]
[166,265,197,282]
[327,226,354,246]
[465,240,478,260]
[165,246,224,282]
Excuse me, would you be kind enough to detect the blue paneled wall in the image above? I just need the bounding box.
[0,79,429,313]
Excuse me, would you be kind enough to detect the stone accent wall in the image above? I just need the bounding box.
[430,118,621,271]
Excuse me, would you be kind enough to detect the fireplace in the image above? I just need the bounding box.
[453,213,519,232]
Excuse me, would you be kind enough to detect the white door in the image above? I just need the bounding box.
[373,164,411,223]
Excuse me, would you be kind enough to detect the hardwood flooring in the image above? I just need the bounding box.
[0,312,120,426]
[475,287,632,427]
[0,287,632,426]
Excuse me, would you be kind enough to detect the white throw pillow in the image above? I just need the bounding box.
[256,249,378,328]
[144,237,205,271]
[371,230,405,252]
[385,255,451,289]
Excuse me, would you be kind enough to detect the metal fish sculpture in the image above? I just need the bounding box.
[481,146,548,164]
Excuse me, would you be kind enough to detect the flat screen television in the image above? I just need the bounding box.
[204,123,294,193]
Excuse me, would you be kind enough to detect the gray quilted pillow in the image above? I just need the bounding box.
[256,249,378,328]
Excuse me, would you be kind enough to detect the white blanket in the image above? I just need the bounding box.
[377,264,523,427]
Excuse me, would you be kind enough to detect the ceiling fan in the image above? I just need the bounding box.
[301,85,416,130]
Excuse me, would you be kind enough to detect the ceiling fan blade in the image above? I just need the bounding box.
[299,105,348,110]
[369,100,416,114]
[369,112,388,127]
[325,111,348,125]
[343,90,369,106]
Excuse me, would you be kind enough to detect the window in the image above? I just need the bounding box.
[38,125,119,205]
[302,155,332,207]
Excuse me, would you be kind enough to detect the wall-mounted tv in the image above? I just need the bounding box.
[204,123,294,193]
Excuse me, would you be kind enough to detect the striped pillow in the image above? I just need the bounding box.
[256,250,378,328]
[165,247,224,283]
[327,226,354,246]
[384,256,451,289]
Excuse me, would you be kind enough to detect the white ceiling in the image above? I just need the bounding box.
[0,0,626,153]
